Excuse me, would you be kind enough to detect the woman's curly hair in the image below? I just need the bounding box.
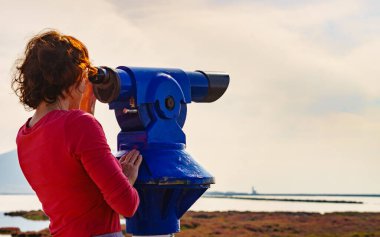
[12,30,97,110]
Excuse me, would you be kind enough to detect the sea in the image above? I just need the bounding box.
[1,194,380,233]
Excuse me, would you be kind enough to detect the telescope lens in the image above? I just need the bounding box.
[195,71,230,102]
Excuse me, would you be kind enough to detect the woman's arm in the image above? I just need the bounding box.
[65,111,140,217]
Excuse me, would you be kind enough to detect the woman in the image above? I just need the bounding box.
[12,30,142,237]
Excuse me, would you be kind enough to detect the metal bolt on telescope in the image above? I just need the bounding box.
[89,66,229,236]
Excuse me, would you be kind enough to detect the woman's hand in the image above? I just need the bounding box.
[119,149,143,185]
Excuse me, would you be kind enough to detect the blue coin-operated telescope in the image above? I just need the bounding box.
[90,66,229,236]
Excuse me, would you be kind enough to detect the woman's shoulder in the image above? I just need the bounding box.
[64,110,101,129]
[64,110,108,151]
[65,109,96,120]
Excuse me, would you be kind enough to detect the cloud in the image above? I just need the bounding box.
[1,0,380,193]
[103,0,380,193]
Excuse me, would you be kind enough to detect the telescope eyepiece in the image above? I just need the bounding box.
[89,66,121,103]
[89,67,106,84]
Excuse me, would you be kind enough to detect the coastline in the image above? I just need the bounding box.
[203,194,364,204]
[2,210,380,237]
[2,194,380,236]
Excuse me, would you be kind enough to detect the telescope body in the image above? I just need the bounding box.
[90,66,229,235]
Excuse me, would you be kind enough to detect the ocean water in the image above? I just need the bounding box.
[0,212,49,231]
[1,194,380,232]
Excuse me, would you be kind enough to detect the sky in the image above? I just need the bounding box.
[0,0,380,194]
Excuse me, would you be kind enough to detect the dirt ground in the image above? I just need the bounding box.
[173,211,380,237]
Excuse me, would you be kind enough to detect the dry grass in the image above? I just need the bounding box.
[174,211,380,237]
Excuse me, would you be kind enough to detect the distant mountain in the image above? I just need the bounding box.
[0,150,34,194]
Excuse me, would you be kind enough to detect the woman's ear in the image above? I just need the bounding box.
[77,80,86,94]
[67,80,85,110]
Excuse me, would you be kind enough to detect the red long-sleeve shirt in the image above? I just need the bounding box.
[16,110,139,236]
